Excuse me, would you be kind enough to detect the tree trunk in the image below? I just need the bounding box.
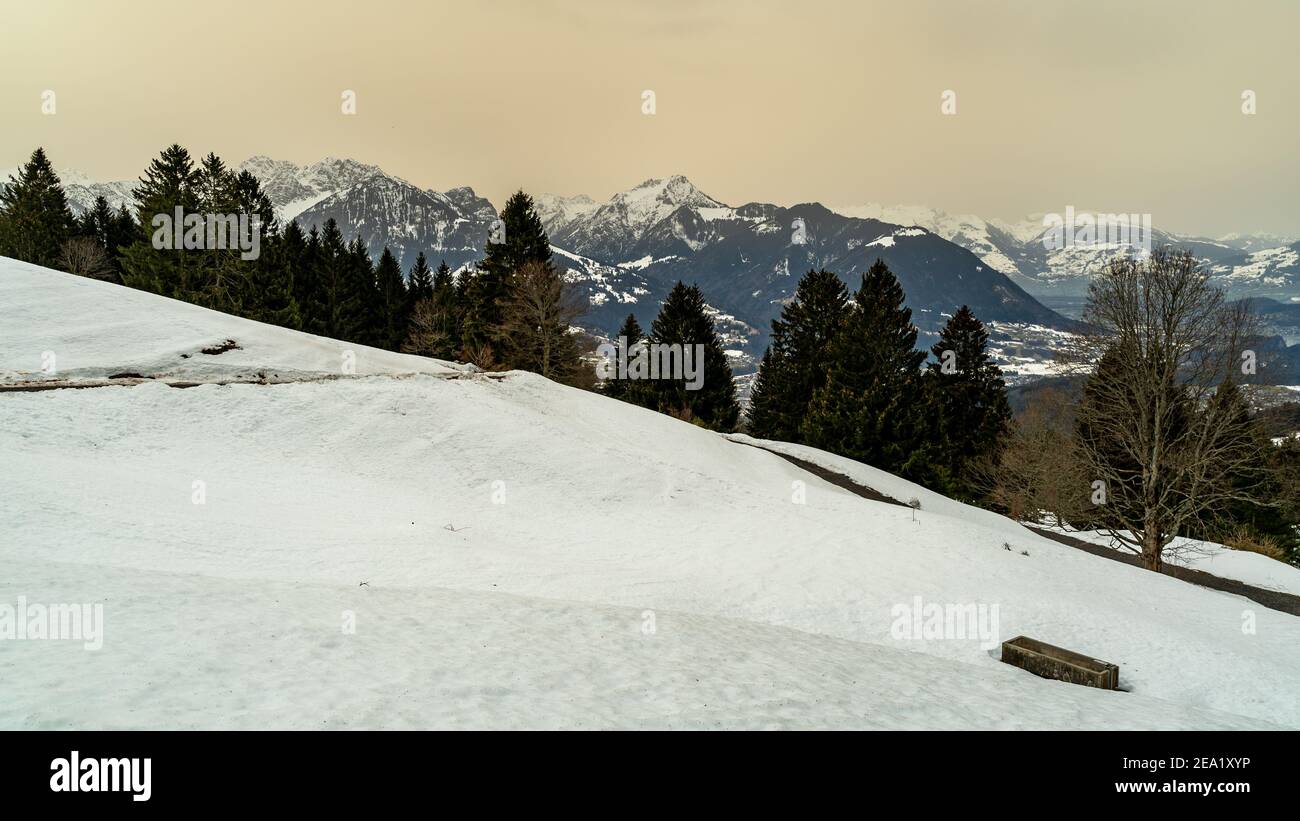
[1141,529,1163,572]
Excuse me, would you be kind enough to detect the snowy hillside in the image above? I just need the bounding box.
[3,258,1298,730]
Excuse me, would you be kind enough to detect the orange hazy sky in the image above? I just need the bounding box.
[2,0,1297,236]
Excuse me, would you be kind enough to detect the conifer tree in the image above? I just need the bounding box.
[642,282,740,431]
[0,147,76,268]
[404,259,464,361]
[344,236,379,344]
[74,195,137,280]
[433,259,453,291]
[924,305,1011,499]
[248,231,301,330]
[747,269,850,441]
[119,144,200,297]
[407,252,434,311]
[297,225,325,333]
[602,313,644,400]
[801,259,932,479]
[1200,380,1292,549]
[191,155,254,313]
[463,190,552,355]
[746,346,782,434]
[373,247,409,350]
[312,219,354,340]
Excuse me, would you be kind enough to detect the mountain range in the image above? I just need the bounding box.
[831,202,1299,297]
[36,157,1299,373]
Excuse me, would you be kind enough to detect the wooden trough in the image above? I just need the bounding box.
[1000,636,1120,690]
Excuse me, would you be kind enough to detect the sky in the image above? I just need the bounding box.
[1,0,1297,237]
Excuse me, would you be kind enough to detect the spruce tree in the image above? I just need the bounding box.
[433,259,453,291]
[248,231,302,330]
[373,247,409,350]
[746,346,782,435]
[602,312,644,400]
[463,190,552,356]
[0,147,76,268]
[191,155,250,313]
[407,252,434,310]
[801,259,931,479]
[924,305,1011,499]
[344,236,379,345]
[313,219,354,340]
[297,225,325,334]
[747,269,850,441]
[119,144,200,297]
[643,282,740,431]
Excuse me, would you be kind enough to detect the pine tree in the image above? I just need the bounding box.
[0,147,76,268]
[373,247,409,350]
[746,346,782,434]
[119,144,200,297]
[190,155,256,314]
[642,282,740,431]
[801,259,932,479]
[602,313,644,400]
[924,305,1011,499]
[463,189,552,356]
[434,259,453,291]
[407,252,434,310]
[313,219,354,340]
[297,224,325,333]
[248,231,302,330]
[344,236,379,345]
[108,204,141,267]
[747,269,850,441]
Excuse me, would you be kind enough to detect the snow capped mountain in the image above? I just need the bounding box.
[236,156,386,222]
[537,180,1077,369]
[40,168,136,216]
[1217,232,1298,252]
[546,175,728,262]
[20,158,1094,370]
[534,192,598,231]
[833,203,1031,277]
[289,170,497,274]
[833,202,1300,298]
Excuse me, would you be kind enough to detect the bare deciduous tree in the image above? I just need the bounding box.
[497,260,588,383]
[982,386,1090,526]
[1070,248,1268,571]
[59,236,115,280]
[403,294,460,361]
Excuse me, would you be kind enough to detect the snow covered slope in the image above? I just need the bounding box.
[0,257,460,384]
[3,259,1297,729]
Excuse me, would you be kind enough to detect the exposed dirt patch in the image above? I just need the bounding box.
[200,339,241,355]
